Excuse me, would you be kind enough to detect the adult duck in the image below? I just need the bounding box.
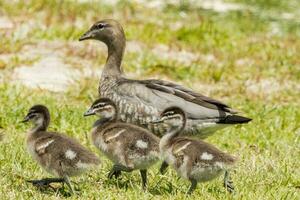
[79,19,251,138]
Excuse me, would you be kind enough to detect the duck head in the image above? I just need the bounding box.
[79,19,125,75]
[79,19,125,45]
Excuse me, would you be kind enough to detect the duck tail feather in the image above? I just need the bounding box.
[218,115,252,124]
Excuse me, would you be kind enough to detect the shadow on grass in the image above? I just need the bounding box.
[100,171,138,191]
[100,170,187,196]
[148,178,179,196]
[25,180,83,198]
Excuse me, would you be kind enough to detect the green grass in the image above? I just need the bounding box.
[0,0,299,199]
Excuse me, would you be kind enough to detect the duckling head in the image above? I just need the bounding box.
[22,105,50,129]
[79,19,125,46]
[84,98,117,120]
[152,106,186,132]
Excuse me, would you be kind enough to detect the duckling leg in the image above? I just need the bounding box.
[27,177,64,190]
[159,161,169,174]
[223,170,234,193]
[107,168,122,179]
[140,169,147,190]
[63,176,75,195]
[108,164,132,179]
[187,179,197,195]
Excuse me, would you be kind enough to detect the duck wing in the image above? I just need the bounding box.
[115,78,247,122]
[140,79,236,113]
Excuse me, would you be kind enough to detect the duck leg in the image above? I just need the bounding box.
[27,178,65,190]
[223,170,234,193]
[108,164,132,179]
[159,161,169,174]
[187,179,197,195]
[140,169,147,190]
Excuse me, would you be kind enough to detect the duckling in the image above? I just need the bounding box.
[84,98,160,189]
[79,19,251,138]
[22,105,100,194]
[152,106,236,194]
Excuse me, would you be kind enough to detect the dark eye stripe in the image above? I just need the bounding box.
[93,105,100,109]
[27,113,36,119]
[164,113,181,119]
[172,114,181,118]
[94,102,107,108]
[164,111,175,116]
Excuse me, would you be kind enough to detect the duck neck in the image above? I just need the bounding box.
[102,38,125,77]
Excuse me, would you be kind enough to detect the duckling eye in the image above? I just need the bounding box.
[93,105,101,109]
[165,111,174,117]
[28,113,37,119]
[96,23,105,29]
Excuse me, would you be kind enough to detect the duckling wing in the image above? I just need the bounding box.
[34,136,56,155]
[100,124,159,168]
[177,139,236,166]
[193,140,236,165]
[35,133,100,165]
[103,123,159,149]
[170,138,216,168]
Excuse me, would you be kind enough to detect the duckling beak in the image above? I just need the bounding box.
[21,115,30,123]
[79,30,93,41]
[150,119,163,124]
[84,108,95,117]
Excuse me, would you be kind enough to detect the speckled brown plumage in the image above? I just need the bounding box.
[155,106,236,194]
[23,105,100,194]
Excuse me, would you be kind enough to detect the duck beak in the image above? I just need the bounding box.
[79,30,93,41]
[150,119,163,124]
[84,108,95,117]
